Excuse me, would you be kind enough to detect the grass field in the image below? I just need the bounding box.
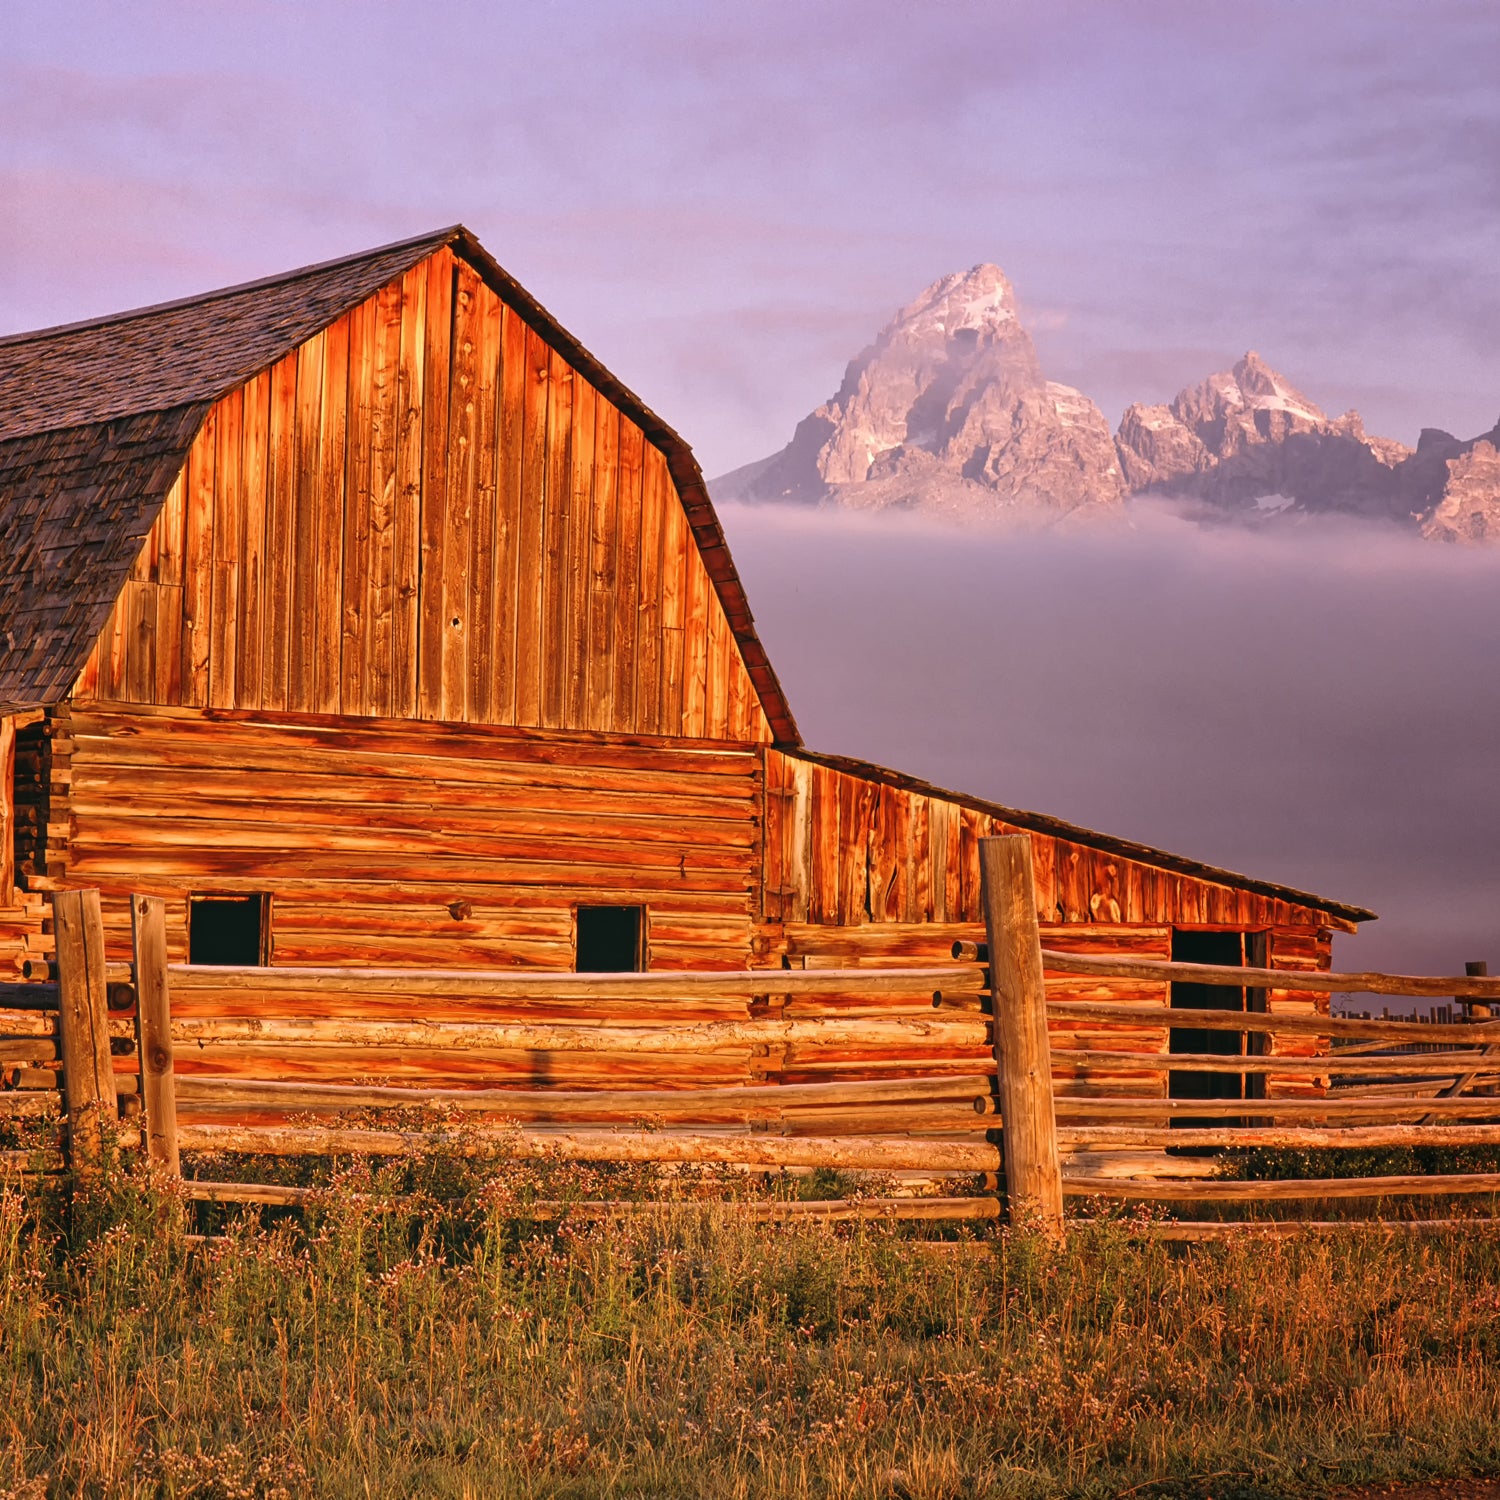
[3,1152,1500,1500]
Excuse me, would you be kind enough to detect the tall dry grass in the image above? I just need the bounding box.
[2,1153,1499,1499]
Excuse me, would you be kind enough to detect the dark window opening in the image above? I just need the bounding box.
[189,894,268,966]
[575,905,643,972]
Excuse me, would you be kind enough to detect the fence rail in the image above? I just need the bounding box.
[4,837,1499,1240]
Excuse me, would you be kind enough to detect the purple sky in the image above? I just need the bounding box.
[719,503,1500,978]
[4,3,1498,975]
[4,1,1499,473]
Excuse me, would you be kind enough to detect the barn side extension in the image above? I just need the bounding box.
[0,226,1378,1158]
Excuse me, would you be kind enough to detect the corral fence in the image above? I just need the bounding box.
[4,836,1500,1241]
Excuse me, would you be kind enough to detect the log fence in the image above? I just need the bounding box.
[4,835,1500,1240]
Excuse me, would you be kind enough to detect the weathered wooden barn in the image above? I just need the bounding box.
[0,226,1373,1106]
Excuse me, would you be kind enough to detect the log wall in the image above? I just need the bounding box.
[72,249,769,745]
[54,703,761,979]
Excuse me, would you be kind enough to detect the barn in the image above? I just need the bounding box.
[0,225,1373,1110]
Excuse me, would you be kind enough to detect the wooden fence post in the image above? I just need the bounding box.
[979,835,1064,1240]
[132,894,179,1176]
[51,889,118,1177]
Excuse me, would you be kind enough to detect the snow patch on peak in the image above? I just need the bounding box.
[887,263,1018,344]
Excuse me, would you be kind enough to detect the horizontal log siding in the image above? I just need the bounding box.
[64,705,761,996]
[74,250,769,745]
[1263,926,1335,1099]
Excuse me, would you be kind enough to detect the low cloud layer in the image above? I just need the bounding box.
[718,501,1500,977]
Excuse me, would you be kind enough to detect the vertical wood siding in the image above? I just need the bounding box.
[759,749,1348,933]
[75,249,770,745]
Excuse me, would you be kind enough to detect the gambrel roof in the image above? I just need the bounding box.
[0,226,798,739]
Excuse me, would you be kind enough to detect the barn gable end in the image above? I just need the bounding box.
[70,247,773,741]
[0,228,795,743]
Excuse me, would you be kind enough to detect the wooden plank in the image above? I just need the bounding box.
[236,371,271,710]
[168,962,980,998]
[392,264,428,716]
[514,323,550,727]
[123,582,157,704]
[610,416,644,732]
[155,466,186,589]
[654,449,686,734]
[1064,1172,1500,1202]
[262,353,299,711]
[704,591,731,740]
[0,716,12,903]
[67,705,761,777]
[1064,1123,1500,1150]
[908,795,930,924]
[1049,999,1486,1046]
[169,1014,984,1052]
[491,303,526,726]
[540,347,574,728]
[585,396,619,733]
[176,1120,1000,1172]
[980,835,1063,1237]
[416,251,454,720]
[131,894,178,1176]
[563,376,595,729]
[52,889,117,1173]
[288,332,325,712]
[314,311,350,715]
[1044,950,1500,1001]
[208,386,243,709]
[340,296,377,715]
[681,525,709,739]
[632,425,664,733]
[466,281,503,724]
[365,280,403,719]
[800,764,830,925]
[442,261,480,722]
[180,410,216,708]
[838,772,873,923]
[788,754,813,923]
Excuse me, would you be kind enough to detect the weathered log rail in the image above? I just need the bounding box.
[5,839,1500,1241]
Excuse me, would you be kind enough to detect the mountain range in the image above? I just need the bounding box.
[712,265,1500,542]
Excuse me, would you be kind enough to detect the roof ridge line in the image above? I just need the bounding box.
[0,224,465,351]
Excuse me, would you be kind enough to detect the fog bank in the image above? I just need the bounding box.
[717,502,1500,976]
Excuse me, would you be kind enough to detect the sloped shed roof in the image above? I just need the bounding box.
[0,226,798,739]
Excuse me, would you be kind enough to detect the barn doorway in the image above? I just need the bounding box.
[1169,929,1269,1118]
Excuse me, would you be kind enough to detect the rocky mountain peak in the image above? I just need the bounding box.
[1116,352,1413,517]
[712,265,1123,514]
[884,263,1020,349]
[711,267,1500,542]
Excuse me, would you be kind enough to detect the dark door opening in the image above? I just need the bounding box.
[189,894,268,966]
[575,905,644,972]
[1164,924,1272,1134]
